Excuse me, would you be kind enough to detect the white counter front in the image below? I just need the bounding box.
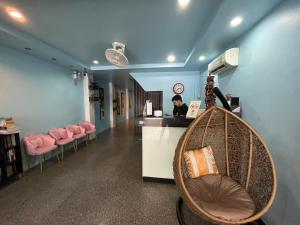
[142,126,187,179]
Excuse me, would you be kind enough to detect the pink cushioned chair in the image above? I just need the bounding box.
[49,128,75,161]
[23,134,58,173]
[66,124,87,149]
[79,121,97,141]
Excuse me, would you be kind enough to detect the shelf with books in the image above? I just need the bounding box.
[0,130,23,187]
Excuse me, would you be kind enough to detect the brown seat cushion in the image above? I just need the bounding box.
[185,175,255,222]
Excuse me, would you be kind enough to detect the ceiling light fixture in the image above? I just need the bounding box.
[199,55,206,61]
[230,16,243,27]
[167,54,176,62]
[178,0,191,9]
[5,7,26,23]
[93,60,99,64]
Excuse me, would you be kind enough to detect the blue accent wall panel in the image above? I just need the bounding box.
[0,45,85,169]
[216,1,300,224]
[131,71,202,115]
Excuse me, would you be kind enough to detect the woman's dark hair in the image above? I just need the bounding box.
[172,95,182,102]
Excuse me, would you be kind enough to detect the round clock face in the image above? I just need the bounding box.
[173,83,184,94]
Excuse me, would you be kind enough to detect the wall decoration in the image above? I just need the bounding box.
[113,99,118,111]
[88,82,99,102]
[205,76,216,109]
[121,92,125,114]
[117,92,120,115]
[173,82,184,94]
[99,88,105,120]
[129,95,131,109]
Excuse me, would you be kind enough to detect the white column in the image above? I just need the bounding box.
[83,74,95,122]
[125,88,129,120]
[109,82,116,127]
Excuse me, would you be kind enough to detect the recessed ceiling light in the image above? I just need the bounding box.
[199,55,206,61]
[230,17,243,27]
[93,60,99,64]
[178,0,191,9]
[167,54,176,62]
[5,7,26,23]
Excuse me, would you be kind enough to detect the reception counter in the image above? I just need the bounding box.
[142,117,194,181]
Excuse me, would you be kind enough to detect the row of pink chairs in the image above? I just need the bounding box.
[23,121,96,173]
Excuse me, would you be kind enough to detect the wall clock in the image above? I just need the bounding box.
[173,83,184,94]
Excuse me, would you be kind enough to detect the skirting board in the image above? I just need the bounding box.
[142,177,175,184]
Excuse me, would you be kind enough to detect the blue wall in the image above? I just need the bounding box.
[93,79,111,134]
[212,1,300,224]
[0,45,85,169]
[131,71,202,115]
[0,45,85,134]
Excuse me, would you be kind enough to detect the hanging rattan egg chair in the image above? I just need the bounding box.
[173,106,277,225]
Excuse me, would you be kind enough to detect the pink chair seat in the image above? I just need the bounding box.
[56,138,74,145]
[86,128,96,134]
[79,121,96,135]
[74,133,86,139]
[35,145,57,155]
[23,134,57,156]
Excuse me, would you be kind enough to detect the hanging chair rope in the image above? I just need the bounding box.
[246,130,253,190]
[201,110,214,147]
[224,112,230,176]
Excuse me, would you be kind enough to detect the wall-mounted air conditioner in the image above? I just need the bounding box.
[208,48,239,75]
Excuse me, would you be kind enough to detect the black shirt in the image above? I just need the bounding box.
[173,103,188,116]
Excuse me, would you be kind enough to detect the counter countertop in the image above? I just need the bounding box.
[143,116,194,127]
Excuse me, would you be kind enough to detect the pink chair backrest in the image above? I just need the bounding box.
[66,124,85,134]
[49,128,73,140]
[23,134,55,155]
[79,121,95,131]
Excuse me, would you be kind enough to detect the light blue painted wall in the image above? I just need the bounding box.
[93,80,111,134]
[0,45,85,133]
[131,71,202,115]
[0,45,85,169]
[213,1,300,224]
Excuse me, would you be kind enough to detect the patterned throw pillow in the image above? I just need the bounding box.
[183,145,219,178]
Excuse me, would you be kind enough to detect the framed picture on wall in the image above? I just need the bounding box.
[117,92,120,115]
[121,92,125,114]
[99,88,105,120]
[129,95,131,109]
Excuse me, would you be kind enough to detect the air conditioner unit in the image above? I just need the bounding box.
[208,48,239,75]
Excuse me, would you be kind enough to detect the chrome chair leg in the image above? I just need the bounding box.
[39,155,43,173]
[56,148,60,162]
[61,145,64,161]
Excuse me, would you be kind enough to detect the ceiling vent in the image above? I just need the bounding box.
[105,42,129,67]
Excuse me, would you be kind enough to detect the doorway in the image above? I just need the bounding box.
[146,91,163,112]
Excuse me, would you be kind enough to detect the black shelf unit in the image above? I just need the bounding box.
[0,131,23,187]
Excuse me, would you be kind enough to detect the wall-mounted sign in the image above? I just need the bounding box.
[173,83,184,94]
